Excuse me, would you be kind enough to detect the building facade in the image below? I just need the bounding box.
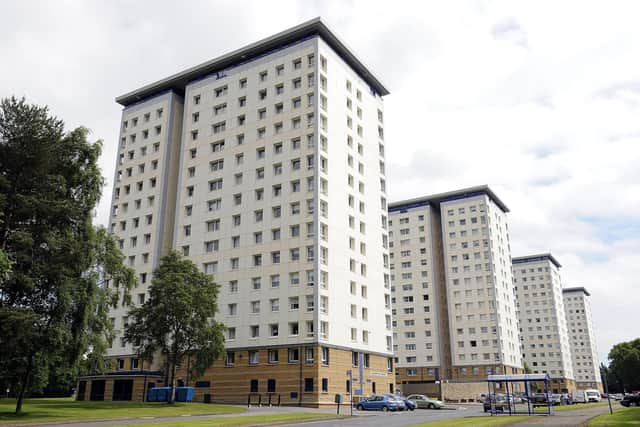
[512,254,575,393]
[388,186,523,400]
[562,287,602,391]
[79,18,395,405]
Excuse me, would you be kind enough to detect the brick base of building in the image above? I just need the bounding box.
[75,346,395,406]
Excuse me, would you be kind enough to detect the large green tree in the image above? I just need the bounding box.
[608,338,640,392]
[0,97,134,414]
[125,251,225,403]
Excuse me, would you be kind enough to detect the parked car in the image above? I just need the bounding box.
[356,394,406,412]
[483,394,508,413]
[531,393,558,406]
[550,394,564,405]
[505,393,525,404]
[407,394,445,409]
[392,395,416,411]
[620,394,640,407]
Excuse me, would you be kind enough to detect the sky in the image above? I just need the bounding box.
[1,0,639,366]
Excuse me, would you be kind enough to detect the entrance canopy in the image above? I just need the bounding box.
[487,374,549,383]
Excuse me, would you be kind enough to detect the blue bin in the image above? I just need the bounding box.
[175,387,195,402]
[154,387,172,402]
[147,388,157,402]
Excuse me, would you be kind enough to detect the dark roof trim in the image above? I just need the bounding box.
[389,185,509,213]
[116,17,389,107]
[562,287,591,296]
[513,253,562,268]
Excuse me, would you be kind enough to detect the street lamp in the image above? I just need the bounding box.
[600,366,613,415]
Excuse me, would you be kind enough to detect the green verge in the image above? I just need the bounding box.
[411,415,530,427]
[121,413,341,427]
[587,407,640,426]
[526,401,612,413]
[0,398,244,424]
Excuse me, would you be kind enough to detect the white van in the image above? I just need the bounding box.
[572,390,587,403]
[585,389,601,402]
[572,389,600,403]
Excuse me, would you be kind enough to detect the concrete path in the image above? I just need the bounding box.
[510,403,615,427]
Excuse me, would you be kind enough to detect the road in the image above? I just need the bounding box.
[271,405,487,427]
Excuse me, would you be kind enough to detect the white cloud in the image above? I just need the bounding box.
[1,0,639,364]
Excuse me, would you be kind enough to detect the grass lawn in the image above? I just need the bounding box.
[0,398,244,424]
[411,415,530,427]
[587,407,640,426]
[553,401,611,412]
[122,413,342,427]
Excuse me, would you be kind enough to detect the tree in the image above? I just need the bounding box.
[0,97,135,414]
[125,251,225,403]
[0,248,10,281]
[608,338,640,392]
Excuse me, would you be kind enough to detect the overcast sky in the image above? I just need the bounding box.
[2,0,639,365]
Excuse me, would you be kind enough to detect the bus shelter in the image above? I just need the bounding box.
[486,373,552,416]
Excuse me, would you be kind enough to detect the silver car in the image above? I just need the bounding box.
[406,394,444,409]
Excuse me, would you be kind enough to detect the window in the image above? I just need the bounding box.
[206,219,220,231]
[288,348,299,363]
[215,85,228,97]
[248,350,259,365]
[212,122,226,134]
[250,325,259,338]
[304,378,313,392]
[214,103,227,115]
[211,140,225,152]
[289,322,299,336]
[321,347,330,365]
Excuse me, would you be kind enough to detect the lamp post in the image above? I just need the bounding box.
[600,366,613,415]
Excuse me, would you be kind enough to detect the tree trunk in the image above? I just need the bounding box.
[168,360,177,404]
[15,357,32,415]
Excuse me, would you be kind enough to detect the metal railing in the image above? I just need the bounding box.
[247,393,281,407]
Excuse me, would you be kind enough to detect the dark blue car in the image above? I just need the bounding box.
[356,394,406,411]
[392,394,416,411]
